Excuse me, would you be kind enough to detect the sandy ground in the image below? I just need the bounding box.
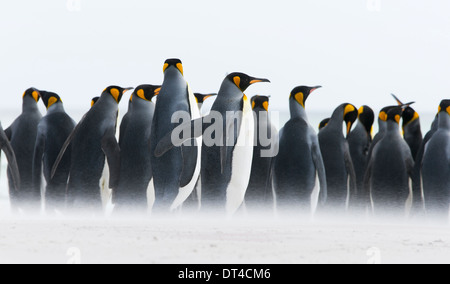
[2,155,450,265]
[0,215,449,264]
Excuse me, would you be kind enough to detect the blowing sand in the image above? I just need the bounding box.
[0,214,449,264]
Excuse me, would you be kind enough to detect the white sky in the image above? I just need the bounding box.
[1,0,450,116]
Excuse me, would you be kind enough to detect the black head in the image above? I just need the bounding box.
[163,58,184,75]
[226,72,270,92]
[23,88,40,103]
[289,86,322,108]
[402,107,419,127]
[194,93,217,104]
[134,85,161,102]
[379,106,398,122]
[91,97,100,108]
[319,118,331,130]
[343,103,358,135]
[251,95,270,111]
[386,107,404,124]
[438,100,450,115]
[39,91,62,109]
[358,105,375,134]
[102,86,134,103]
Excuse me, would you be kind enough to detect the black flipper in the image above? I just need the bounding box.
[154,116,205,158]
[51,113,89,179]
[101,128,121,189]
[179,140,199,188]
[0,125,20,191]
[311,142,328,206]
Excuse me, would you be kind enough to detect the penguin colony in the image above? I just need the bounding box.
[1,58,450,222]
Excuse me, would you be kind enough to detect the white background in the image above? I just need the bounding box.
[0,0,449,115]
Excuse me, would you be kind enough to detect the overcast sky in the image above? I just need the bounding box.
[1,0,450,118]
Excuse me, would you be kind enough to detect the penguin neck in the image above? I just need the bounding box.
[327,107,345,131]
[386,121,401,136]
[218,80,243,100]
[438,113,450,129]
[22,96,39,113]
[378,119,387,134]
[46,102,65,115]
[97,94,119,113]
[197,103,203,111]
[212,80,244,113]
[289,100,308,121]
[131,95,153,111]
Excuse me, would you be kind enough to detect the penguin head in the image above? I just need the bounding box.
[194,93,217,104]
[438,100,450,116]
[91,97,100,108]
[227,73,270,93]
[39,91,62,109]
[163,58,184,76]
[133,85,161,102]
[319,118,331,131]
[290,86,322,108]
[102,86,133,103]
[251,95,270,111]
[378,106,397,122]
[386,107,404,124]
[23,88,41,103]
[358,106,375,135]
[343,104,358,135]
[402,107,420,128]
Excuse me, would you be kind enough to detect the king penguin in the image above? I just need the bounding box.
[150,59,202,212]
[5,88,42,212]
[114,85,161,214]
[318,103,358,210]
[421,100,450,221]
[245,95,279,212]
[32,91,76,213]
[155,72,270,215]
[364,106,416,217]
[347,106,374,203]
[52,86,132,213]
[0,122,20,192]
[273,86,327,214]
